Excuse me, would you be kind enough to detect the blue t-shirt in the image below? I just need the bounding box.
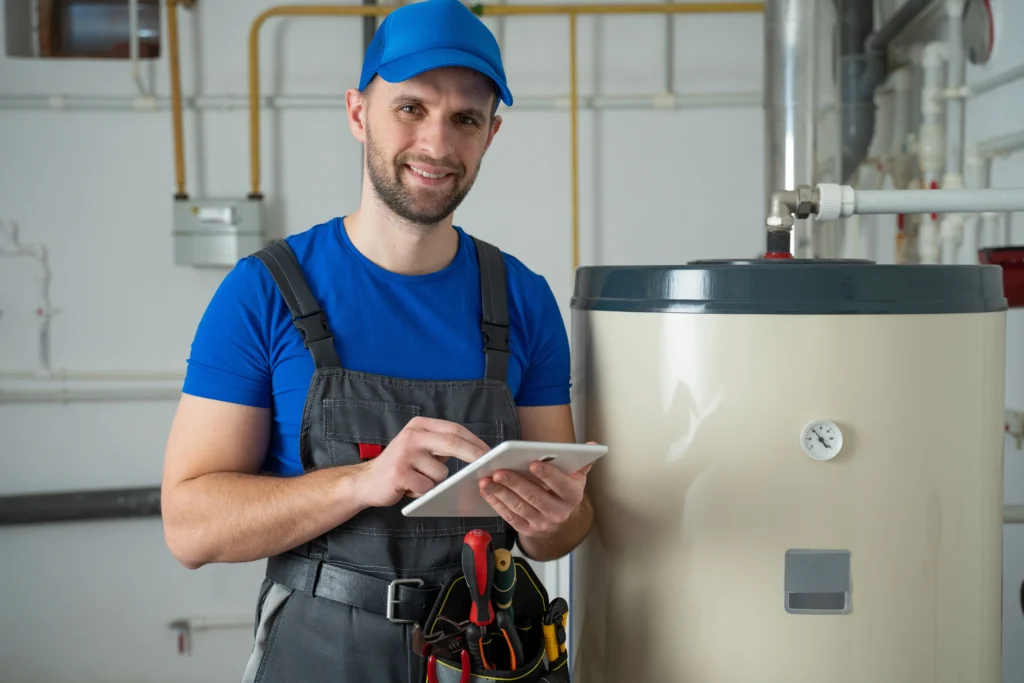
[182,217,570,477]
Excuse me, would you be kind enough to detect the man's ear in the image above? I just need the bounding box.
[346,87,369,143]
[483,114,502,154]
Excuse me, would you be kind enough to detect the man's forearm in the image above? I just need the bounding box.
[518,492,594,562]
[162,465,368,569]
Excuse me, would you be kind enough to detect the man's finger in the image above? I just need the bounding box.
[481,479,547,526]
[409,416,491,452]
[480,483,532,532]
[403,471,436,497]
[527,461,584,502]
[491,470,567,519]
[411,453,450,484]
[414,430,487,464]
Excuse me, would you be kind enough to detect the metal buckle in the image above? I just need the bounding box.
[386,578,425,624]
[481,322,509,352]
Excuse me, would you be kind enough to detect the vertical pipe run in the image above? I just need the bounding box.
[167,0,187,199]
[945,1,966,185]
[569,14,580,273]
[664,0,674,93]
[764,0,839,257]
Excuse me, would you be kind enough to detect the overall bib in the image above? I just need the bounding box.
[240,236,520,683]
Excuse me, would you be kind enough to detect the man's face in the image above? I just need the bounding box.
[353,66,501,228]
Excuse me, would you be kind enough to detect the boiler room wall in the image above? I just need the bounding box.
[0,1,765,682]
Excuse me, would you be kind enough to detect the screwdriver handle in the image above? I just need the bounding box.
[462,529,495,627]
[493,548,516,622]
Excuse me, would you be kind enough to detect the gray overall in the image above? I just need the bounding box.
[240,237,520,682]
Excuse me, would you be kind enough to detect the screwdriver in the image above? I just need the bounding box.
[462,529,495,670]
[493,548,516,623]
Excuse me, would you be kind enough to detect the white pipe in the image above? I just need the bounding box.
[976,129,1024,159]
[0,222,55,372]
[816,185,1024,217]
[0,91,762,113]
[887,67,915,189]
[944,0,965,184]
[0,387,182,405]
[962,150,986,259]
[169,615,253,632]
[0,370,183,382]
[664,0,674,94]
[128,0,148,96]
[967,62,1024,98]
[939,1,966,264]
[918,41,948,264]
[982,212,1003,247]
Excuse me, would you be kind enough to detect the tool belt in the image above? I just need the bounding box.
[414,552,571,683]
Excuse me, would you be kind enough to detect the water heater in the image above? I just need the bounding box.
[568,259,1006,682]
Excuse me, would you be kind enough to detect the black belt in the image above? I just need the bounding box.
[266,553,442,625]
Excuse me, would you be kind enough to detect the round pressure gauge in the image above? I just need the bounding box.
[800,420,843,461]
[963,0,995,65]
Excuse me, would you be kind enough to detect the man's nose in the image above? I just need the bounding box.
[415,116,457,161]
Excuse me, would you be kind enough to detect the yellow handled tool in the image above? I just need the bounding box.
[542,598,569,663]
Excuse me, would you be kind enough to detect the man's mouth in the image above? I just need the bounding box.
[404,163,457,185]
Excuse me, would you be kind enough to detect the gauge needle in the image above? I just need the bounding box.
[812,428,831,448]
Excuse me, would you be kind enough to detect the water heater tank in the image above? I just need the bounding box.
[568,259,1007,682]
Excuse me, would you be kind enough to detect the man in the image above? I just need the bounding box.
[159,0,592,680]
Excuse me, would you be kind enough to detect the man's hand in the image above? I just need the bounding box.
[355,416,490,508]
[478,457,592,538]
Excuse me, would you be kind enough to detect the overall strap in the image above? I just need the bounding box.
[472,237,511,383]
[253,239,341,369]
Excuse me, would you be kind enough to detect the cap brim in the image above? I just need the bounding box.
[376,48,513,107]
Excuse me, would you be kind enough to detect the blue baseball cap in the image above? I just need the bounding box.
[359,0,513,107]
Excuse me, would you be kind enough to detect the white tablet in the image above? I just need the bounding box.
[400,440,608,518]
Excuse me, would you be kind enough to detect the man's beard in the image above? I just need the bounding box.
[365,127,480,228]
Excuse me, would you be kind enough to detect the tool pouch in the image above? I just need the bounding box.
[419,557,570,683]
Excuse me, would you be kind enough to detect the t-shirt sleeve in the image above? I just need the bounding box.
[181,257,273,408]
[515,275,571,407]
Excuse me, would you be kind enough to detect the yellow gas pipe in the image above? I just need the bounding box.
[171,2,766,274]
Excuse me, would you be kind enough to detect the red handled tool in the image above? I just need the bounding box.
[462,529,495,670]
[424,645,471,683]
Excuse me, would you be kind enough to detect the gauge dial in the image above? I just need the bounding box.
[800,420,843,461]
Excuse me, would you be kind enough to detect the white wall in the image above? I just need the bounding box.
[0,0,1022,681]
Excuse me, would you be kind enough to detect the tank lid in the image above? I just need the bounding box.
[570,259,1008,314]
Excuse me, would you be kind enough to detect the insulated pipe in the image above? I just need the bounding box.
[764,0,835,258]
[241,3,766,270]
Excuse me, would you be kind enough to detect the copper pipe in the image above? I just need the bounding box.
[167,0,187,198]
[569,13,579,273]
[480,2,762,15]
[233,2,765,271]
[246,3,764,200]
